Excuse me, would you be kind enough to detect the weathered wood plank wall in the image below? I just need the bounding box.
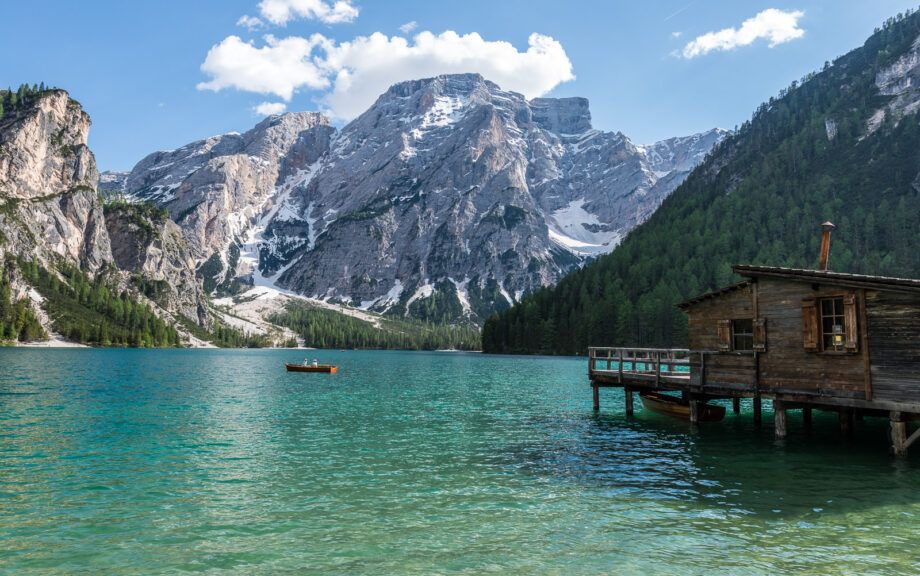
[867,291,920,402]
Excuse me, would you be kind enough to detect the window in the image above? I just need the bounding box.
[803,293,858,353]
[732,319,754,351]
[821,297,846,351]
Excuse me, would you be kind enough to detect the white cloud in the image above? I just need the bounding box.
[680,8,804,59]
[198,30,575,119]
[254,101,288,115]
[237,15,265,30]
[258,0,359,25]
[197,34,330,100]
[319,31,574,119]
[671,31,682,39]
[399,21,418,34]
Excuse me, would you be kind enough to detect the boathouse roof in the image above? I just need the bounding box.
[677,265,920,309]
[733,265,920,293]
[676,280,751,309]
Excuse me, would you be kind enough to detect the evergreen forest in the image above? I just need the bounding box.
[20,258,182,347]
[272,302,480,350]
[0,259,46,343]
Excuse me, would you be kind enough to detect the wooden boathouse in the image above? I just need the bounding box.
[589,223,920,457]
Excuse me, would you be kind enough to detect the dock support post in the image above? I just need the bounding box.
[802,407,812,429]
[753,397,762,427]
[624,387,633,417]
[840,408,853,437]
[689,399,699,425]
[732,398,740,414]
[592,381,600,412]
[891,411,908,458]
[774,400,787,440]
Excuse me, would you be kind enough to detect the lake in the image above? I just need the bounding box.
[1,348,918,574]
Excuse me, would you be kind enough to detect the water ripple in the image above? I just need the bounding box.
[0,348,919,574]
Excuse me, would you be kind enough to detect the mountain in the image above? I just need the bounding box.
[0,86,210,345]
[111,73,725,323]
[0,88,110,272]
[482,11,920,354]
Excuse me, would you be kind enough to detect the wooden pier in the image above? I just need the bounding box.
[589,345,920,456]
[589,347,763,423]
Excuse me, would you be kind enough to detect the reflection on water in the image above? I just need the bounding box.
[0,348,918,575]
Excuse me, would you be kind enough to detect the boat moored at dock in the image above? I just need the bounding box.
[639,391,726,422]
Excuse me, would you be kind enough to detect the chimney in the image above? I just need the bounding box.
[818,221,835,271]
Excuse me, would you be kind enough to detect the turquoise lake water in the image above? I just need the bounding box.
[1,348,918,575]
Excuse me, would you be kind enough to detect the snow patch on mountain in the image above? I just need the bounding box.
[239,162,321,290]
[449,277,472,315]
[546,199,622,256]
[405,282,434,312]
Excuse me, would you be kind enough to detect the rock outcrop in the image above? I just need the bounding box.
[104,204,209,325]
[123,112,335,265]
[0,90,111,271]
[0,89,209,336]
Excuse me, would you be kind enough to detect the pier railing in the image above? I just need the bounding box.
[589,346,758,391]
[588,347,691,385]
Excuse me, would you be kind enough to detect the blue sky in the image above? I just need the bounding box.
[2,1,916,171]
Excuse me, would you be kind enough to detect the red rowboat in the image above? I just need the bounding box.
[639,391,725,422]
[285,362,338,373]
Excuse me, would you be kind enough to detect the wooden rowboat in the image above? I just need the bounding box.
[285,363,338,373]
[639,391,725,422]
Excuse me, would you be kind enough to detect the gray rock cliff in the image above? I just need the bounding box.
[0,90,111,271]
[0,89,209,334]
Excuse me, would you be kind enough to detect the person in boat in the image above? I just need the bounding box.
[312,359,318,367]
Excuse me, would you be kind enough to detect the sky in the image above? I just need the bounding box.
[2,0,917,171]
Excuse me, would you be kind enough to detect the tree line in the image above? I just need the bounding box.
[272,302,480,350]
[0,83,54,121]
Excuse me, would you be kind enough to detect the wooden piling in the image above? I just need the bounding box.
[732,398,740,414]
[840,408,853,437]
[753,397,762,427]
[891,411,908,458]
[624,387,634,417]
[689,399,699,425]
[592,382,600,411]
[774,400,787,440]
[802,407,812,429]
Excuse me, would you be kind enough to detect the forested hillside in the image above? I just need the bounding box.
[271,302,481,351]
[483,10,920,355]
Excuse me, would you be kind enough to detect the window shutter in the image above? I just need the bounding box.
[753,318,767,352]
[718,319,731,351]
[802,298,818,351]
[844,293,858,351]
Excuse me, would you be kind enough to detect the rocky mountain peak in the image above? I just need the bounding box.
[0,89,96,200]
[530,97,592,135]
[122,109,336,261]
[381,73,498,101]
[642,127,731,175]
